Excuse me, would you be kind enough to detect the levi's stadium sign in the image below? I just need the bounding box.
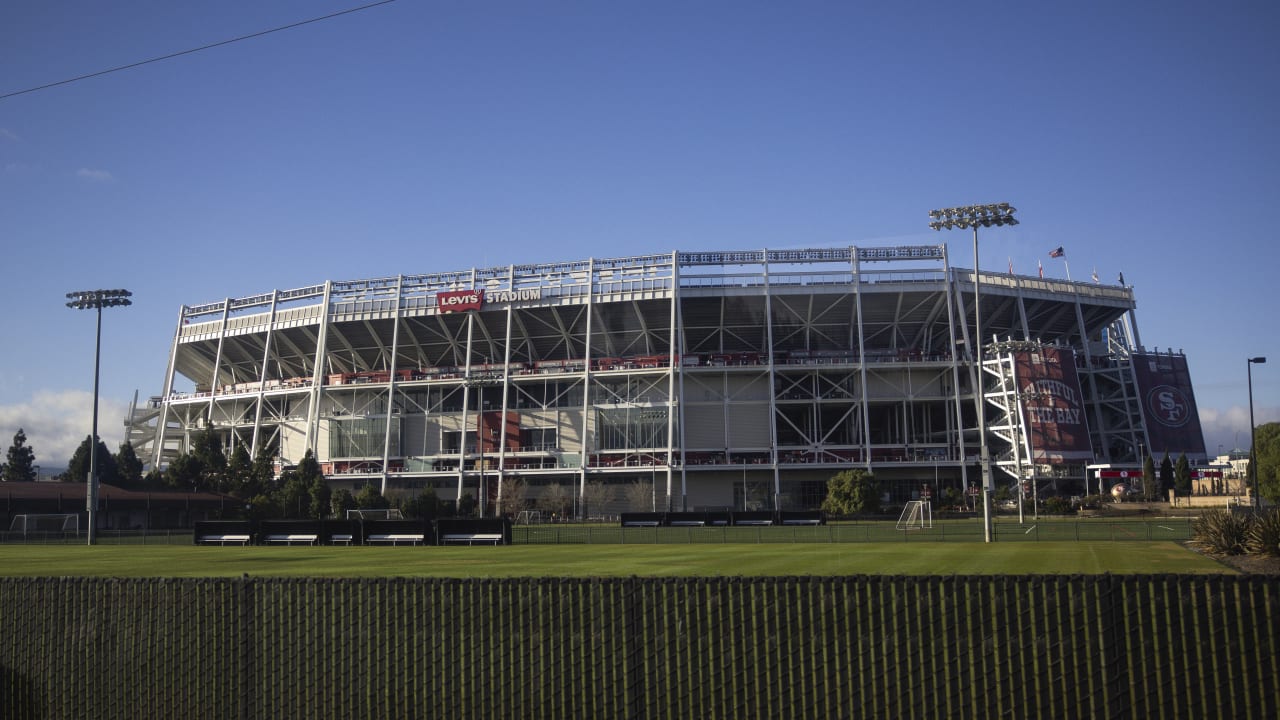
[437,290,483,313]
[436,288,542,313]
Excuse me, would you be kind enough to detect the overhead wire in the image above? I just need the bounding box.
[0,0,398,101]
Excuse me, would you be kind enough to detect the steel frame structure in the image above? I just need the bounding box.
[129,245,1171,515]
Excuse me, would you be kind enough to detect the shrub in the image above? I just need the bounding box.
[1247,509,1280,557]
[1077,494,1106,509]
[1040,497,1072,515]
[1191,510,1252,556]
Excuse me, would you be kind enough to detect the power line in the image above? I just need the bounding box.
[0,0,398,101]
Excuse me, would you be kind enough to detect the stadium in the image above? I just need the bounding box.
[126,244,1208,516]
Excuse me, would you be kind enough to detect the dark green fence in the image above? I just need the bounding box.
[0,519,1197,546]
[514,519,1195,544]
[1,575,1275,719]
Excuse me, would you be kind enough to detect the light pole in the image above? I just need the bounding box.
[1248,356,1266,510]
[929,203,1018,542]
[66,289,133,545]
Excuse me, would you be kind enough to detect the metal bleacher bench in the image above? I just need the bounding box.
[197,534,252,545]
[264,534,318,545]
[440,533,504,546]
[366,533,424,546]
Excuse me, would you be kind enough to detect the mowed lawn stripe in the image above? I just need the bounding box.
[0,542,1233,578]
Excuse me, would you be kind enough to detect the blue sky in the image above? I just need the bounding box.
[2,0,1277,468]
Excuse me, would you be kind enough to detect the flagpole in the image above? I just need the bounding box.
[1063,259,1071,282]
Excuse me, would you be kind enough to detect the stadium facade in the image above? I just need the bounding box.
[126,246,1207,515]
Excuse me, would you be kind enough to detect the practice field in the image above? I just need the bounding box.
[0,541,1232,578]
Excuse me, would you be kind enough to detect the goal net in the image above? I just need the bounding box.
[515,510,546,525]
[345,508,404,520]
[895,501,933,531]
[8,513,80,537]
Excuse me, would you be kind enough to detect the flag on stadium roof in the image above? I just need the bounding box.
[1049,246,1065,258]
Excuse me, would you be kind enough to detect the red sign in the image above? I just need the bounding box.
[437,289,484,313]
[1191,469,1223,479]
[1014,346,1094,463]
[1098,470,1141,479]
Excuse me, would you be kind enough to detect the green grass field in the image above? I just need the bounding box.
[0,541,1232,578]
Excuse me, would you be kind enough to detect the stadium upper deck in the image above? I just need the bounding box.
[127,245,1203,514]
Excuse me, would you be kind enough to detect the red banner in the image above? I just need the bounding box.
[1013,346,1094,463]
[1130,353,1207,458]
[437,289,484,313]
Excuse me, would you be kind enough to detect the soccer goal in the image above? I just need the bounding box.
[895,501,933,531]
[345,508,404,521]
[8,513,80,537]
[514,510,546,525]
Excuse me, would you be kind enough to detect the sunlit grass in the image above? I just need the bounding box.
[0,541,1232,578]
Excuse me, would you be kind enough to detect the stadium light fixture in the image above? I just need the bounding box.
[66,289,133,545]
[1247,356,1266,510]
[929,204,1018,543]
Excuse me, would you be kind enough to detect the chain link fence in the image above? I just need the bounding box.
[1,574,1275,719]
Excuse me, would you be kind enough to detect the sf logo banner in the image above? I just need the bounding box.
[1146,385,1190,428]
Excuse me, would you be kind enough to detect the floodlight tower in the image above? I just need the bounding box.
[928,204,1018,542]
[66,289,133,545]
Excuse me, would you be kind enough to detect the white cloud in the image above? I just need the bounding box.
[0,127,17,142]
[75,168,114,182]
[1200,404,1280,454]
[0,390,128,472]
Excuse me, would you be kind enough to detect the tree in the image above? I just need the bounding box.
[270,464,312,518]
[3,429,37,482]
[190,428,227,492]
[1174,453,1192,498]
[65,435,120,486]
[296,451,330,519]
[992,485,1012,506]
[624,479,655,512]
[1158,453,1174,500]
[496,477,528,517]
[821,469,882,516]
[245,493,278,522]
[399,491,441,519]
[1142,453,1157,501]
[331,488,356,518]
[164,452,202,491]
[250,443,277,495]
[456,492,477,517]
[582,481,612,518]
[354,483,389,510]
[1253,422,1280,504]
[224,445,255,498]
[541,482,571,519]
[940,486,966,511]
[114,441,144,489]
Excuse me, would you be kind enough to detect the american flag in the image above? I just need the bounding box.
[1049,246,1065,258]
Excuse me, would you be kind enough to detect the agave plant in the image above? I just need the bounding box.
[1191,509,1252,556]
[1247,509,1280,557]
